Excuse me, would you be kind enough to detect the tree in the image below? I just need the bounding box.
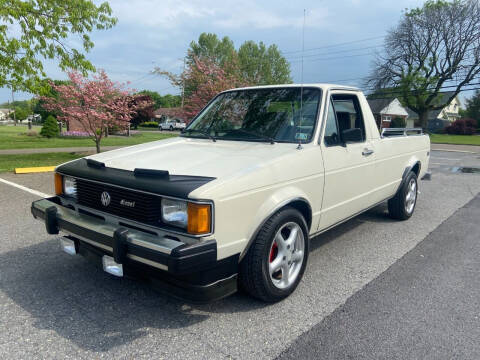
[185,33,291,85]
[366,0,480,129]
[34,79,72,122]
[129,94,155,129]
[40,115,59,138]
[136,90,181,109]
[159,57,249,121]
[188,33,236,69]
[155,33,291,119]
[0,0,117,94]
[464,90,480,128]
[13,106,29,120]
[391,117,406,128]
[159,94,182,108]
[238,41,291,85]
[41,70,141,153]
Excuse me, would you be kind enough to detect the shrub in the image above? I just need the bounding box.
[140,121,159,128]
[40,115,59,138]
[445,118,477,135]
[25,130,38,137]
[108,124,121,134]
[391,117,406,128]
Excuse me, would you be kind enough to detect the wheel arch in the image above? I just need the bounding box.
[396,160,421,194]
[239,196,312,261]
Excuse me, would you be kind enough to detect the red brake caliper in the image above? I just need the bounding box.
[269,242,278,263]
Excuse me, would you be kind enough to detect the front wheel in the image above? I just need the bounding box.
[388,171,418,220]
[239,207,309,302]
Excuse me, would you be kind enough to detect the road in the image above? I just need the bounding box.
[0,150,479,359]
[278,194,480,360]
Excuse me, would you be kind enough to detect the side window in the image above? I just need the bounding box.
[324,99,340,146]
[332,94,365,143]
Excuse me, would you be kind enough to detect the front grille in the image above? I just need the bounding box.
[76,179,162,226]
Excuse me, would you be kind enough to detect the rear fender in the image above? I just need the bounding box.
[397,158,421,194]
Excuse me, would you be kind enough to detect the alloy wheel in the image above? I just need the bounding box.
[268,222,305,289]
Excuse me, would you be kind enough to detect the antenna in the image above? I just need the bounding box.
[297,9,306,150]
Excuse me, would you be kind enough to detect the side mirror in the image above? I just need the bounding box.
[341,128,363,143]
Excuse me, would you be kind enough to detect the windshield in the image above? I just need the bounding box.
[182,87,322,143]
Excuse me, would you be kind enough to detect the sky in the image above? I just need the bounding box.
[1,0,441,104]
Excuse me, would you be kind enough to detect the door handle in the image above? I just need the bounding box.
[362,148,374,156]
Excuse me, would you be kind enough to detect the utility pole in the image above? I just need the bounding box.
[11,89,17,126]
[181,57,186,108]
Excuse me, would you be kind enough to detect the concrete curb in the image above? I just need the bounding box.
[14,166,56,174]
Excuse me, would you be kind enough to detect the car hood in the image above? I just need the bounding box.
[87,136,301,179]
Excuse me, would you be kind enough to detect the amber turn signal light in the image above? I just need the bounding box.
[54,173,63,195]
[187,203,211,235]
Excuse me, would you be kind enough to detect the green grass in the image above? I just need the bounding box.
[429,134,480,146]
[0,152,84,172]
[0,125,177,150]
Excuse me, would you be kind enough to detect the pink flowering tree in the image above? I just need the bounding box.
[42,70,143,153]
[156,56,249,122]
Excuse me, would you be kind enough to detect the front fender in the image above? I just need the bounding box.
[240,186,312,260]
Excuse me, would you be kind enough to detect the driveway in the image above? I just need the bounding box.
[0,150,479,359]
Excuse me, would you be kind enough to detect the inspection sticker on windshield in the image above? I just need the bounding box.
[295,133,309,141]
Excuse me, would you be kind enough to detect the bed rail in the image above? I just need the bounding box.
[381,128,423,137]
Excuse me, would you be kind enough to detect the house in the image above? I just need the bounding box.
[153,107,186,123]
[406,91,461,132]
[367,98,409,129]
[0,108,13,121]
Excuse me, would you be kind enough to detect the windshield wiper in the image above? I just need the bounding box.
[233,129,275,144]
[182,128,216,142]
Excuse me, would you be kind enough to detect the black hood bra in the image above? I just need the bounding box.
[57,158,216,199]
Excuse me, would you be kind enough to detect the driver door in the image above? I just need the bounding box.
[318,92,376,231]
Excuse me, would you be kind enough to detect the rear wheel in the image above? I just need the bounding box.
[388,171,418,220]
[170,126,174,131]
[239,207,309,302]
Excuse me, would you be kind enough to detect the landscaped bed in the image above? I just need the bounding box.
[0,125,177,150]
[429,134,480,146]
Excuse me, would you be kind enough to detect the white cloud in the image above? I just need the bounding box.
[109,0,215,28]
[213,5,329,29]
[109,0,328,30]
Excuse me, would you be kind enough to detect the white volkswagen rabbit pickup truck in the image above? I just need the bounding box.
[31,84,430,302]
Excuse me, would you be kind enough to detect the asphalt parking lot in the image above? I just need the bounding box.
[0,149,479,359]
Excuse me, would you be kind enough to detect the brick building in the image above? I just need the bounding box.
[367,98,409,129]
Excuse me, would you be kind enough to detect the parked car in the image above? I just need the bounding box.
[31,84,430,302]
[159,119,186,131]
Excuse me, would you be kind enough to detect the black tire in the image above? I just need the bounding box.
[388,171,418,220]
[239,207,309,302]
[170,126,174,131]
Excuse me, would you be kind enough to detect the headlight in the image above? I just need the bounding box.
[63,176,77,198]
[161,199,188,228]
[161,198,212,235]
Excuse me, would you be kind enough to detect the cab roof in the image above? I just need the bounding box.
[227,83,360,92]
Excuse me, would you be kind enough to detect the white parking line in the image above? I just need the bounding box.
[0,177,51,198]
[432,149,476,154]
[430,157,460,161]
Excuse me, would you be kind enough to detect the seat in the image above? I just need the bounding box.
[336,112,351,134]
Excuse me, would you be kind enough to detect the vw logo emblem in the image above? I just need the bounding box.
[100,191,111,207]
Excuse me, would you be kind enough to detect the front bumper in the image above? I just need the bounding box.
[31,197,238,302]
